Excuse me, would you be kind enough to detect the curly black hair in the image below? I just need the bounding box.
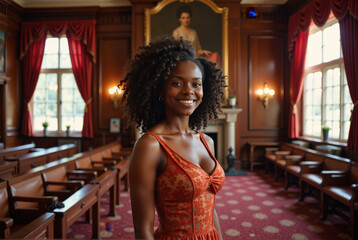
[119,37,225,133]
[176,4,193,19]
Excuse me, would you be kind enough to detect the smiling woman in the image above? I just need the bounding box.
[118,37,226,240]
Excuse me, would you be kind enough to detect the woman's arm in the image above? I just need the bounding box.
[213,208,223,240]
[129,135,161,239]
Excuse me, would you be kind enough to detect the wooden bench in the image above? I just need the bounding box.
[264,142,292,173]
[0,181,55,239]
[52,184,99,239]
[4,143,77,175]
[46,143,77,163]
[0,162,17,181]
[285,148,326,190]
[41,165,85,201]
[299,154,351,201]
[7,171,100,239]
[0,143,38,163]
[90,148,130,204]
[321,161,358,237]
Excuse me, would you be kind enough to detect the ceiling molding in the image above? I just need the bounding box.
[12,0,131,8]
[241,0,288,4]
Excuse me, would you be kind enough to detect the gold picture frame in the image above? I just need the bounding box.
[145,0,228,97]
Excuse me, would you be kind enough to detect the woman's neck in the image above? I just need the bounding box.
[161,118,192,135]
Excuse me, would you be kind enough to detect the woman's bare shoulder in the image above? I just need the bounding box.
[133,133,160,154]
[200,132,214,144]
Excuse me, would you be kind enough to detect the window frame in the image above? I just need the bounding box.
[32,35,84,135]
[302,17,351,143]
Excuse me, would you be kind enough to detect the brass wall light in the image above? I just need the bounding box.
[256,82,275,109]
[109,86,122,109]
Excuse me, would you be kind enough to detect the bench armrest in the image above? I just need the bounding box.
[67,170,97,183]
[0,217,13,229]
[321,171,349,186]
[284,155,304,166]
[13,195,58,204]
[45,180,84,190]
[92,160,117,168]
[300,162,323,174]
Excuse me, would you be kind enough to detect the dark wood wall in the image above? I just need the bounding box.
[0,1,22,147]
[0,0,312,168]
[239,7,290,168]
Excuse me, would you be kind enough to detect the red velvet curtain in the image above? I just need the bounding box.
[339,13,358,152]
[288,30,308,138]
[20,20,96,137]
[288,0,358,152]
[21,35,46,136]
[67,32,94,138]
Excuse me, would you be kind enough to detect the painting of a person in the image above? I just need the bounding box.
[119,37,226,239]
[172,4,221,68]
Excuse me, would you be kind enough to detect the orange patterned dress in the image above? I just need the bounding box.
[145,132,225,240]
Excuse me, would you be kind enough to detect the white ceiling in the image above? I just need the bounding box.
[13,0,288,8]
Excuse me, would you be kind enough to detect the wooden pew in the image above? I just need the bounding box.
[265,143,293,174]
[0,143,4,150]
[46,143,77,163]
[0,181,55,239]
[321,161,358,238]
[90,149,130,204]
[300,154,350,201]
[0,162,17,181]
[75,155,117,213]
[41,165,85,201]
[285,149,326,191]
[52,184,99,239]
[91,170,117,216]
[7,171,100,240]
[4,143,77,175]
[0,143,37,163]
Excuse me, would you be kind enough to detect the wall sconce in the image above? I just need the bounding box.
[256,82,275,109]
[109,86,122,109]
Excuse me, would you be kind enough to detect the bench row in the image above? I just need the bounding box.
[0,140,131,239]
[265,142,358,238]
[0,143,78,179]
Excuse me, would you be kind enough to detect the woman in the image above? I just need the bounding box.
[172,4,221,68]
[120,37,226,240]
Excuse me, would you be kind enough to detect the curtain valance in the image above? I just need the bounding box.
[288,0,358,60]
[20,20,96,63]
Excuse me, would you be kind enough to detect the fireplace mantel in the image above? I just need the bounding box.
[204,108,242,168]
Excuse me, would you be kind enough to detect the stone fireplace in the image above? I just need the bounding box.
[204,108,242,169]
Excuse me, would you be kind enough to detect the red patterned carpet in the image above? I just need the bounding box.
[67,170,352,239]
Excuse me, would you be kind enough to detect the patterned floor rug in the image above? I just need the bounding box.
[67,170,352,240]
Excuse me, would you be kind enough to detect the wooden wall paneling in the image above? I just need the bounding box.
[95,7,133,147]
[248,35,284,130]
[0,0,21,147]
[130,0,157,58]
[98,37,130,130]
[239,18,289,169]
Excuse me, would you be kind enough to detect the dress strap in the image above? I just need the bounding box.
[197,131,217,161]
[144,132,172,154]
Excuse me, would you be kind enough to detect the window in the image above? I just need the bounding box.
[303,18,353,141]
[32,36,85,134]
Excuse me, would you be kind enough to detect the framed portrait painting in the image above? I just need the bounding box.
[145,0,228,81]
[0,31,5,72]
[110,118,120,133]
